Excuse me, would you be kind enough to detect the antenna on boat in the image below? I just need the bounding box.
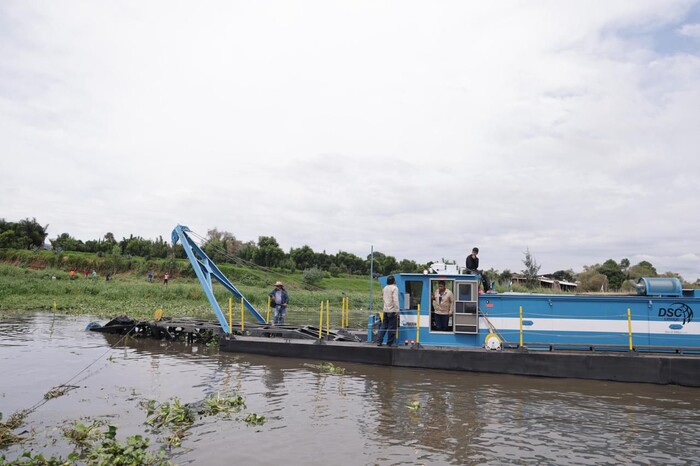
[369,245,374,312]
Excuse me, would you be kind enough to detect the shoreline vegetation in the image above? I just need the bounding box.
[3,247,684,326]
[0,250,536,327]
[0,260,380,328]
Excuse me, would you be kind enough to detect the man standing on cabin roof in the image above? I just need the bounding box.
[376,275,400,346]
[269,281,289,325]
[466,247,491,292]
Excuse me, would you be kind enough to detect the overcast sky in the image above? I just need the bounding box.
[2,1,699,281]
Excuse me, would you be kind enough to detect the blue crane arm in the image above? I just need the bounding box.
[171,224,266,332]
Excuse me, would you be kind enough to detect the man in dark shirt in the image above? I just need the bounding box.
[466,247,491,292]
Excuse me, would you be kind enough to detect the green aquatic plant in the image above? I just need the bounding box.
[62,420,105,449]
[144,398,195,430]
[142,393,255,449]
[163,431,188,449]
[304,362,346,374]
[2,425,171,466]
[0,451,73,465]
[407,401,421,411]
[244,413,265,426]
[83,425,171,466]
[200,392,246,416]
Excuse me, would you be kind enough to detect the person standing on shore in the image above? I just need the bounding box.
[376,275,399,346]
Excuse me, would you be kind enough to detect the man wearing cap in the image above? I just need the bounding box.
[269,281,289,325]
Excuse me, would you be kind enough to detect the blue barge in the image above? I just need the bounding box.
[171,225,700,386]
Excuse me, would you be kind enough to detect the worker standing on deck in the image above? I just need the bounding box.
[269,281,289,325]
[376,275,399,346]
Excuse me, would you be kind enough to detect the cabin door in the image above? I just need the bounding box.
[429,279,455,332]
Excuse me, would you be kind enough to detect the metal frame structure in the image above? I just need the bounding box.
[171,224,265,333]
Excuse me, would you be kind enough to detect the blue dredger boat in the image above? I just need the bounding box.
[171,225,700,386]
[373,273,697,352]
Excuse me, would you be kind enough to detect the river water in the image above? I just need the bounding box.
[1,312,699,465]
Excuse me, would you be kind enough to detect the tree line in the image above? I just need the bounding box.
[1,217,696,289]
[486,252,697,291]
[0,218,422,276]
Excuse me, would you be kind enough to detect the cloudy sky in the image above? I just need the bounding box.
[2,1,699,281]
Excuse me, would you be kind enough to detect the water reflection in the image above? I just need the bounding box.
[1,313,700,465]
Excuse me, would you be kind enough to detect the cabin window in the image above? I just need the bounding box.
[404,280,423,309]
[454,281,479,334]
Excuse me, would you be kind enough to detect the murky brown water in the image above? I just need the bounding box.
[2,313,700,465]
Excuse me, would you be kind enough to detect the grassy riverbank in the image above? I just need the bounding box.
[0,263,380,328]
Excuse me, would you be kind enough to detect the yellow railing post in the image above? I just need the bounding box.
[519,306,523,348]
[627,307,633,351]
[395,310,399,342]
[228,297,233,335]
[240,297,245,333]
[342,297,348,327]
[318,301,324,340]
[326,300,330,337]
[416,304,421,343]
[266,296,271,324]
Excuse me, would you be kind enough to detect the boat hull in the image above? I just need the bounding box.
[219,336,700,387]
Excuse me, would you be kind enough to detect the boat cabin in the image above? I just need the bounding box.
[373,273,700,351]
[375,272,486,347]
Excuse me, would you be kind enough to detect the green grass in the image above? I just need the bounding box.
[0,263,381,328]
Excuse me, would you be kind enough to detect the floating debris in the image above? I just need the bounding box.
[0,412,25,448]
[199,392,246,416]
[144,398,195,430]
[244,413,266,426]
[44,385,79,400]
[407,401,421,411]
[303,362,346,375]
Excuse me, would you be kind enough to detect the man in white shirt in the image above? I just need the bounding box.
[376,275,399,346]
